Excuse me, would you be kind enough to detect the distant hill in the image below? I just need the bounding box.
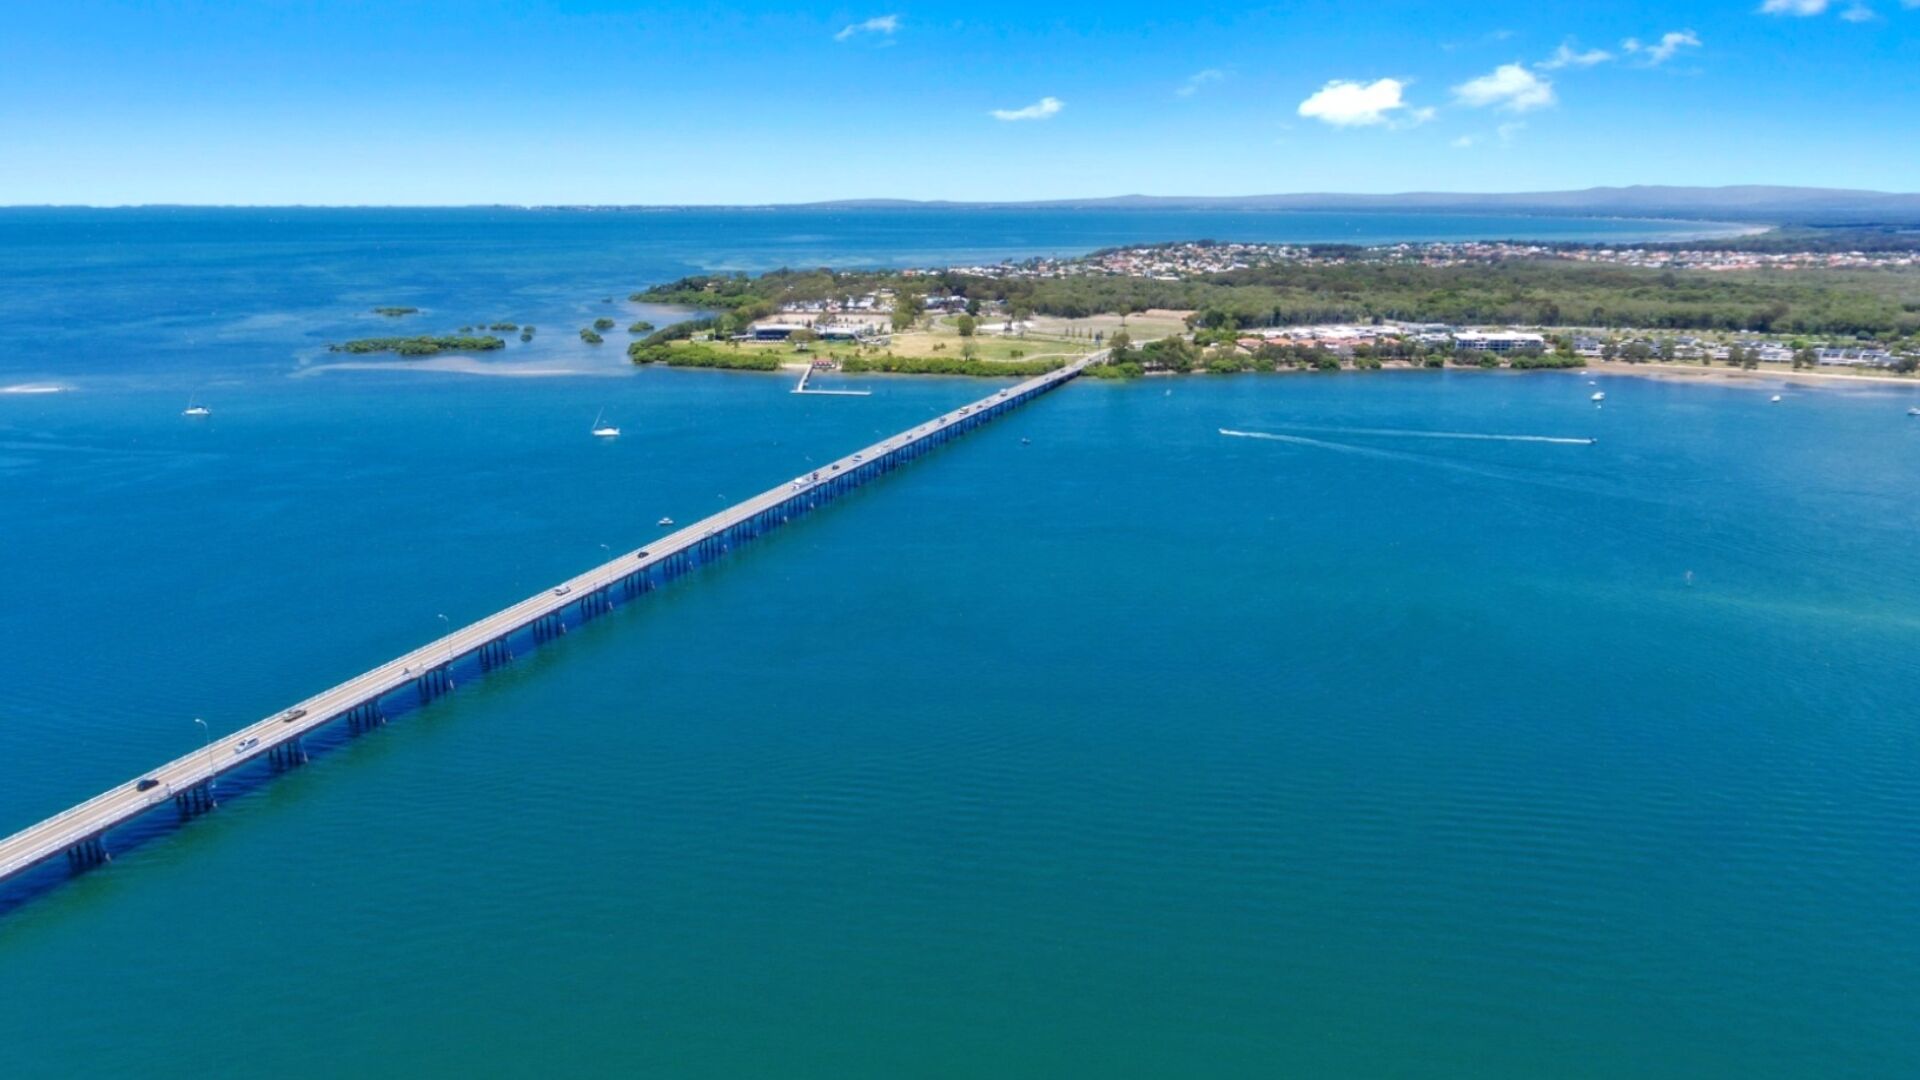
[797,186,1920,224]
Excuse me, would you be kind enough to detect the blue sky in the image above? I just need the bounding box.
[2,1,1916,204]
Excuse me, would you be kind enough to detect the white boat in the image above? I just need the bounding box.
[657,516,674,527]
[1908,407,1920,417]
[182,394,211,417]
[1770,394,1783,403]
[590,408,620,438]
[1590,391,1606,402]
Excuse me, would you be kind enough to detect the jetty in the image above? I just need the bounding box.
[0,354,1101,901]
[791,363,871,396]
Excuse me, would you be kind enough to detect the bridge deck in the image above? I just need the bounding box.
[0,353,1100,888]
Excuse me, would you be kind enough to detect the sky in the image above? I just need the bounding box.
[1,1,1916,205]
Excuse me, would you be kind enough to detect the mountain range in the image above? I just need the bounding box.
[796,186,1920,224]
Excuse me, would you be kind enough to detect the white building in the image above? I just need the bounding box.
[1453,330,1547,353]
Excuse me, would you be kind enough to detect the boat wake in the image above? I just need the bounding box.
[1221,425,1594,446]
[1217,427,1649,503]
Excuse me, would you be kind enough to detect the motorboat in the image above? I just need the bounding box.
[657,516,674,527]
[1590,391,1606,402]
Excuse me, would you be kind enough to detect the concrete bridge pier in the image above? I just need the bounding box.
[415,665,453,705]
[478,638,514,672]
[577,588,613,623]
[64,837,109,872]
[174,783,216,818]
[344,701,386,735]
[267,738,308,771]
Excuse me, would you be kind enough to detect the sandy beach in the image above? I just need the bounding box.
[1584,360,1920,390]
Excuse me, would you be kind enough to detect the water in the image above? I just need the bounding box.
[2,210,1918,1077]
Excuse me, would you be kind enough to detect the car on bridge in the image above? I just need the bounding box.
[137,778,161,792]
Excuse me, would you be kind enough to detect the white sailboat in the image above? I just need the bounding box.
[590,408,620,438]
[182,393,211,417]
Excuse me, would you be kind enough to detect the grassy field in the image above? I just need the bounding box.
[651,307,1195,370]
[1024,309,1193,341]
[678,313,1145,366]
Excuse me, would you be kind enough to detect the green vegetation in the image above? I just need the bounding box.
[520,325,535,342]
[997,262,1920,338]
[579,328,604,344]
[371,306,419,317]
[593,317,616,331]
[839,356,1064,377]
[628,320,655,334]
[1507,352,1586,370]
[627,341,781,370]
[488,322,518,331]
[329,335,505,356]
[639,260,1920,340]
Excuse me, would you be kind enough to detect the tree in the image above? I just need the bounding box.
[891,295,919,333]
[955,314,977,337]
[960,340,979,360]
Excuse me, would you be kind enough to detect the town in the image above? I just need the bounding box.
[939,239,1920,279]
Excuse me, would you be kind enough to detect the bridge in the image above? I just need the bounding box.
[0,352,1104,899]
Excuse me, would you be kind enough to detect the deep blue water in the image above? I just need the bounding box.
[1,209,1917,1077]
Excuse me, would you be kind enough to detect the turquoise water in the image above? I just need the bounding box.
[2,211,1919,1077]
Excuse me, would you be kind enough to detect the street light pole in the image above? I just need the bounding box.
[436,613,451,665]
[192,717,216,801]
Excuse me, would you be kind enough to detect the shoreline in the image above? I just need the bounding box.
[1582,360,1920,389]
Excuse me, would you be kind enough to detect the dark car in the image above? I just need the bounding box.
[136,778,161,792]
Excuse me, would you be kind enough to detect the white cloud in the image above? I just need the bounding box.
[1177,69,1228,97]
[989,96,1063,122]
[1538,43,1613,70]
[1452,64,1556,111]
[1296,78,1410,127]
[1762,0,1916,13]
[1640,30,1702,64]
[1405,106,1437,126]
[1451,135,1478,149]
[1497,121,1527,144]
[834,14,899,42]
